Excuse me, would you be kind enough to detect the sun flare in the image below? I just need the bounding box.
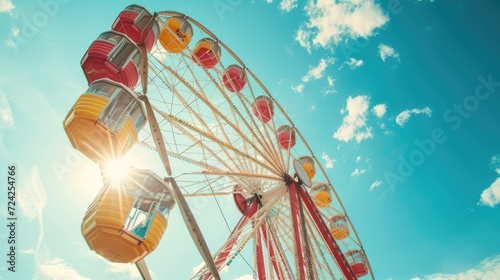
[102,157,133,182]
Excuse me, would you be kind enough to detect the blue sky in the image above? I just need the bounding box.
[1,0,500,279]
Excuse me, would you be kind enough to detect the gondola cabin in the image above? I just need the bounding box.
[223,64,247,92]
[297,156,316,180]
[329,215,349,240]
[112,4,159,52]
[252,96,274,123]
[344,250,369,278]
[158,16,193,53]
[63,79,146,163]
[82,168,175,263]
[276,125,296,150]
[309,183,332,208]
[233,184,250,214]
[81,31,142,88]
[192,38,221,69]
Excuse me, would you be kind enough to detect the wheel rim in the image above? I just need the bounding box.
[131,11,374,280]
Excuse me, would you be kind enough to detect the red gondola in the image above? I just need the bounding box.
[276,125,296,150]
[81,31,142,88]
[192,38,221,69]
[252,96,274,123]
[345,250,368,278]
[222,65,247,92]
[112,4,158,52]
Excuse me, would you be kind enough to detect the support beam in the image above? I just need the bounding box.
[289,182,306,279]
[202,198,259,280]
[297,189,316,280]
[297,183,356,280]
[268,222,295,279]
[255,226,266,280]
[136,259,152,280]
[261,223,286,280]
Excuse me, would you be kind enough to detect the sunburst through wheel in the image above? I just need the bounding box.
[63,4,374,279]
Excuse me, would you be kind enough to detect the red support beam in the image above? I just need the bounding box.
[297,183,356,280]
[202,199,259,280]
[256,226,266,280]
[289,182,306,279]
[261,224,285,279]
[266,222,295,279]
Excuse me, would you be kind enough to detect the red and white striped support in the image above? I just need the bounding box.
[202,198,259,280]
[289,182,307,279]
[296,182,357,280]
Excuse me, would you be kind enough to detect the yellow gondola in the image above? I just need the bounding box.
[309,183,332,208]
[63,78,146,163]
[297,156,316,180]
[82,168,176,263]
[158,16,193,53]
[328,215,350,240]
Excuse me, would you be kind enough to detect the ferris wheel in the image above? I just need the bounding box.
[63,4,374,280]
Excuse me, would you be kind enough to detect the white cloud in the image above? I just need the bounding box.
[351,168,366,176]
[39,258,90,280]
[421,255,500,280]
[334,95,373,143]
[356,156,361,163]
[106,263,142,279]
[0,90,13,152]
[0,0,14,13]
[479,178,500,208]
[18,167,47,274]
[18,167,47,221]
[291,84,305,94]
[395,107,432,126]
[492,155,500,175]
[323,76,337,96]
[22,249,36,255]
[342,58,364,69]
[322,152,335,168]
[0,90,13,128]
[302,58,334,82]
[18,167,89,280]
[235,275,254,280]
[372,104,387,118]
[479,156,500,208]
[378,44,400,62]
[6,39,16,48]
[370,180,382,191]
[11,26,19,36]
[295,28,312,53]
[327,76,334,87]
[295,0,388,51]
[279,0,298,12]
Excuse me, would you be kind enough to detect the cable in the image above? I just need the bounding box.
[212,193,255,274]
